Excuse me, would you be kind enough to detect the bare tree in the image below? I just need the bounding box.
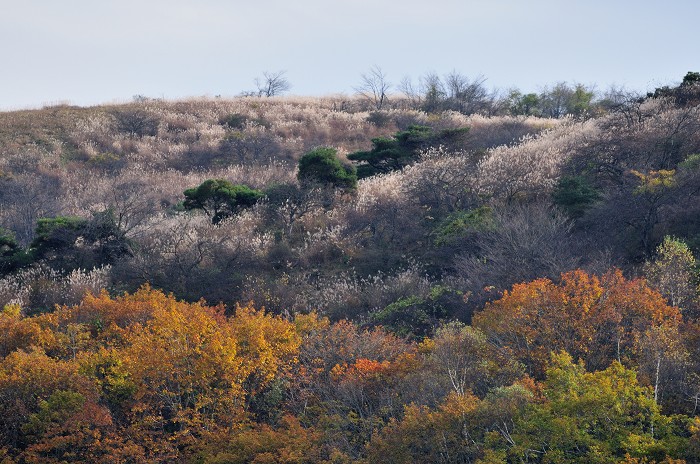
[254,70,291,97]
[111,108,159,137]
[398,75,421,109]
[443,71,493,114]
[597,84,641,113]
[0,174,61,245]
[355,65,391,110]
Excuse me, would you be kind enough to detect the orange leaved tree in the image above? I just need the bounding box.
[472,269,682,377]
[66,287,303,459]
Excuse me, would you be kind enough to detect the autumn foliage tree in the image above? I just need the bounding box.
[510,352,688,463]
[424,322,524,397]
[8,287,303,462]
[472,269,682,377]
[367,352,691,464]
[0,348,110,460]
[366,391,487,464]
[0,305,58,358]
[644,236,699,314]
[121,296,244,446]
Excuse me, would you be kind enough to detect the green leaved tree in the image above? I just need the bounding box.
[348,125,469,178]
[297,147,357,191]
[183,179,263,224]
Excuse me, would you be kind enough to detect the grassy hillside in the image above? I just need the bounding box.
[1,82,700,462]
[0,96,557,308]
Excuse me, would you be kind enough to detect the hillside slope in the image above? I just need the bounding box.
[1,84,700,462]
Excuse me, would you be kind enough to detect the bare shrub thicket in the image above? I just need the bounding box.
[462,113,557,149]
[115,210,272,304]
[305,265,433,319]
[401,146,482,215]
[574,97,700,181]
[0,173,62,245]
[238,245,435,320]
[566,99,700,259]
[0,264,111,313]
[454,204,581,311]
[338,173,428,274]
[476,118,599,201]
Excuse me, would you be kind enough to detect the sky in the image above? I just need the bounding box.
[1,0,698,110]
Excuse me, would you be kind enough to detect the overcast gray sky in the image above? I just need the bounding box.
[1,0,697,109]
